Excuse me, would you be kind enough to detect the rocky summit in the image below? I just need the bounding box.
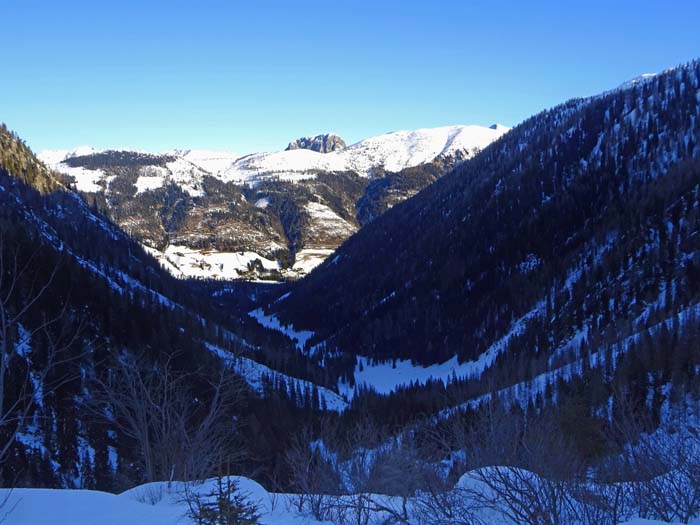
[285,133,347,153]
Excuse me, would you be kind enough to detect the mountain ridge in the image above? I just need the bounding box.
[267,61,700,389]
[38,123,508,280]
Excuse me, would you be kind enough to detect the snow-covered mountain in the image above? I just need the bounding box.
[39,124,509,280]
[39,148,237,196]
[39,124,507,189]
[168,148,241,174]
[38,145,100,167]
[219,124,508,183]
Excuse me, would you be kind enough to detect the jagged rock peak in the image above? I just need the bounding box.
[286,133,347,153]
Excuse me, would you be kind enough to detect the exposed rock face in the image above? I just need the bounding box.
[286,133,347,153]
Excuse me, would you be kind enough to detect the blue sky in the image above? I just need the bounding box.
[2,0,699,154]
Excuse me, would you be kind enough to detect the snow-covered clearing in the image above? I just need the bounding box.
[339,300,547,399]
[134,175,165,194]
[291,248,335,274]
[147,244,280,280]
[170,149,240,174]
[304,201,357,237]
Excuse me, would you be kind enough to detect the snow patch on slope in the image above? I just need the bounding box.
[170,149,240,174]
[291,248,335,274]
[248,308,314,352]
[205,343,347,411]
[305,201,357,238]
[134,175,165,194]
[340,300,547,399]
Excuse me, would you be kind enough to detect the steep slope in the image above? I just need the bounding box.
[270,61,700,397]
[41,125,507,280]
[0,125,350,490]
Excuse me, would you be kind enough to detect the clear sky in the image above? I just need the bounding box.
[2,0,699,154]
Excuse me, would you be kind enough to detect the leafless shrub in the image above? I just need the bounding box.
[284,428,342,522]
[132,483,166,505]
[89,350,243,484]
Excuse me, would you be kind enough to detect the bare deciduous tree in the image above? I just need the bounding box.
[442,401,585,525]
[284,427,342,522]
[90,350,243,484]
[616,417,700,523]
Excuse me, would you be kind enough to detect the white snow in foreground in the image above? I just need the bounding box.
[3,474,688,525]
[248,308,314,352]
[1,477,331,525]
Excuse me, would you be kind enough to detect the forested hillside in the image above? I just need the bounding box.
[0,125,352,490]
[274,62,700,370]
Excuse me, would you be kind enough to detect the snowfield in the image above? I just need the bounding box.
[2,477,330,525]
[290,248,335,274]
[333,299,548,399]
[304,201,357,238]
[144,244,281,280]
[169,148,240,174]
[144,244,335,280]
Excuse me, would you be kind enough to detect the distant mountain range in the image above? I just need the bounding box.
[39,124,508,280]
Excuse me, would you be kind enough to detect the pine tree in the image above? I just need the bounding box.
[185,461,261,525]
